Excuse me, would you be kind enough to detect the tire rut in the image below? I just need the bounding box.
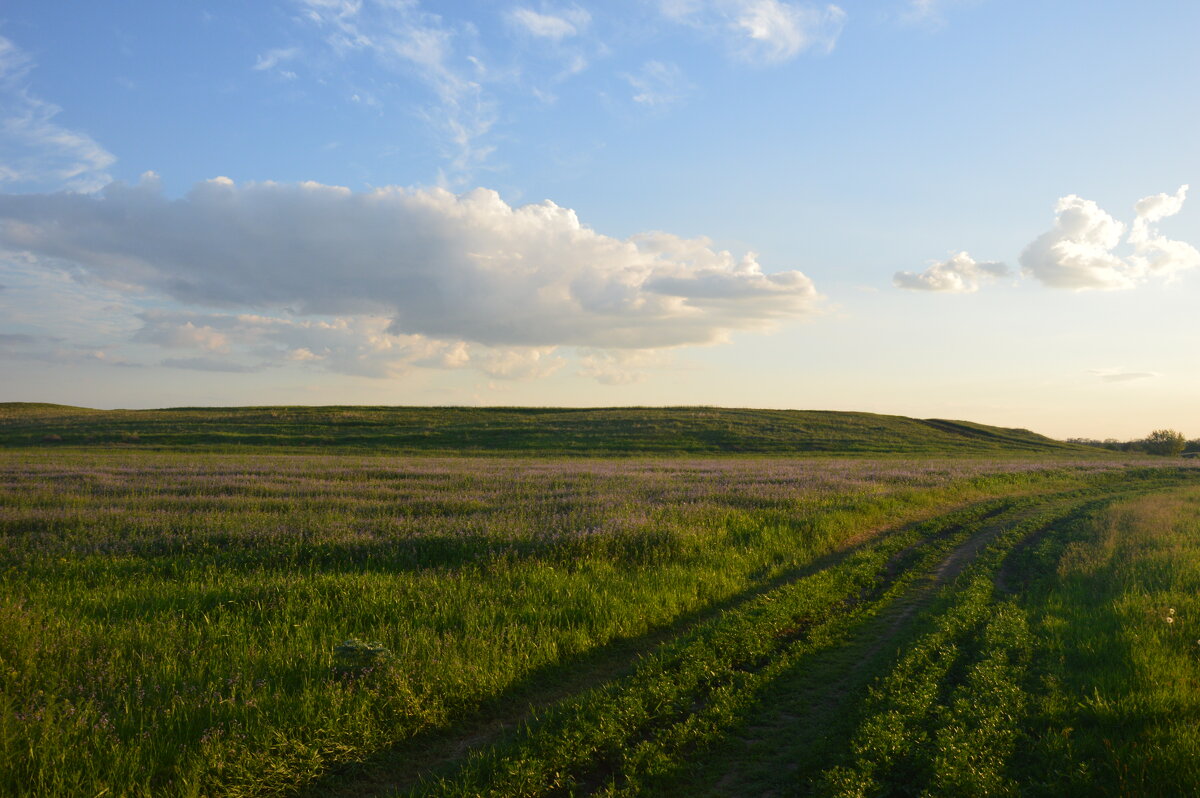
[307,500,1009,798]
[313,491,1105,798]
[699,495,1092,797]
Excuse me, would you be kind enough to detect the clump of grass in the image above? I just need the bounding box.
[333,639,399,677]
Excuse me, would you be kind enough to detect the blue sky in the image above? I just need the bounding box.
[0,0,1197,437]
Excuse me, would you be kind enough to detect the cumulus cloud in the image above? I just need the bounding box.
[475,347,565,379]
[893,251,1008,293]
[1019,195,1135,290]
[132,309,580,381]
[0,176,820,358]
[508,7,591,40]
[133,317,231,353]
[0,35,116,192]
[663,0,846,64]
[1020,186,1199,290]
[577,349,673,385]
[1126,185,1200,279]
[130,310,476,378]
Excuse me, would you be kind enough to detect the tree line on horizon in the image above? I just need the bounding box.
[1067,429,1195,457]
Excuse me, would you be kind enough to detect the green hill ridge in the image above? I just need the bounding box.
[0,403,1094,455]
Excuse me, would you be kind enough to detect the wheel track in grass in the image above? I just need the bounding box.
[305,497,1018,798]
[381,499,1062,796]
[688,482,1191,798]
[624,498,1088,798]
[313,479,1191,798]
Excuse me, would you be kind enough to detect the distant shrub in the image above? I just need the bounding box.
[41,433,62,442]
[1144,429,1186,457]
[1070,432,1191,456]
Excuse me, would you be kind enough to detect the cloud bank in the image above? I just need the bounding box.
[893,251,1007,293]
[0,176,820,356]
[1020,186,1199,290]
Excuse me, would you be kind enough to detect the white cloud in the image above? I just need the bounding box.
[131,311,474,378]
[0,176,821,353]
[1127,185,1200,279]
[1020,187,1199,290]
[893,251,1008,293]
[132,317,231,353]
[476,346,565,379]
[1088,368,1159,383]
[0,35,116,192]
[907,0,937,17]
[623,61,690,107]
[663,0,846,64]
[0,249,139,341]
[901,0,950,25]
[250,47,300,78]
[1019,195,1133,289]
[577,349,673,385]
[130,309,575,381]
[508,7,591,40]
[295,0,496,184]
[253,46,301,71]
[735,0,845,61]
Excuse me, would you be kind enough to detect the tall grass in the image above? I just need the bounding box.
[1016,488,1200,795]
[813,484,1200,798]
[0,450,1140,796]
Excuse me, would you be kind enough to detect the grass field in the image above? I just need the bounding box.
[0,403,1092,455]
[1,405,1197,796]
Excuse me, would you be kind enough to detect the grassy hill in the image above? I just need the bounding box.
[0,403,1094,455]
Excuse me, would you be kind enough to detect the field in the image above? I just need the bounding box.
[2,406,1199,796]
[0,404,1089,455]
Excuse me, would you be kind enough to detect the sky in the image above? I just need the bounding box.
[0,0,1197,439]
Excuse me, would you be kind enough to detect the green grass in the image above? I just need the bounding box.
[1013,488,1200,795]
[0,403,1101,455]
[0,447,1152,797]
[815,487,1200,797]
[0,406,1196,797]
[432,480,1193,798]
